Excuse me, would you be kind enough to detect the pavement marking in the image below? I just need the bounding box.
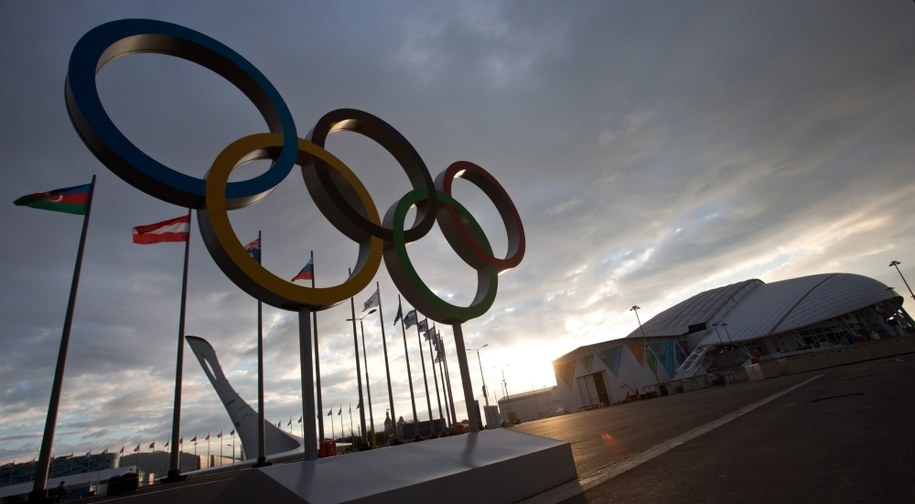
[522,374,823,504]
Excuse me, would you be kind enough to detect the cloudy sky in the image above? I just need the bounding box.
[3,1,915,464]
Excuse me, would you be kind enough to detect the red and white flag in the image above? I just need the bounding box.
[132,215,190,244]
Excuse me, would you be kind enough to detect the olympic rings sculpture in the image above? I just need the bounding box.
[65,19,525,324]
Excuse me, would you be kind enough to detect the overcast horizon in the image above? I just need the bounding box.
[3,0,915,465]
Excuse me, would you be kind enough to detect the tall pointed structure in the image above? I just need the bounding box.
[186,336,301,458]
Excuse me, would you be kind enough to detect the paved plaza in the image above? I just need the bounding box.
[515,354,915,503]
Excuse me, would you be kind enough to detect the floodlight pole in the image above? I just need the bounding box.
[889,260,915,303]
[345,293,369,445]
[502,368,513,424]
[346,308,376,446]
[720,322,746,360]
[712,323,735,367]
[631,305,659,392]
[467,344,490,408]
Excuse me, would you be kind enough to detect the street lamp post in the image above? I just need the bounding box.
[712,323,735,367]
[346,308,378,448]
[720,322,743,364]
[466,344,489,428]
[720,322,735,345]
[346,292,375,441]
[502,368,512,424]
[630,305,659,393]
[531,383,542,419]
[889,260,915,303]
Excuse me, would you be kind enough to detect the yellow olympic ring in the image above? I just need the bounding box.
[198,133,384,311]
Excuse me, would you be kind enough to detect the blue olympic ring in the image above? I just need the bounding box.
[65,18,298,209]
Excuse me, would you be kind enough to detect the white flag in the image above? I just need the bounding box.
[363,288,380,311]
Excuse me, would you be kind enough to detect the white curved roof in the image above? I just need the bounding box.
[625,279,761,339]
[626,273,899,347]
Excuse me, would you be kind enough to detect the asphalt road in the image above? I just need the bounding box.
[513,355,915,503]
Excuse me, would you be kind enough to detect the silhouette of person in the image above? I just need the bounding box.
[53,481,66,502]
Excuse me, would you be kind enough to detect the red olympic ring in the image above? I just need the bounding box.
[435,161,526,272]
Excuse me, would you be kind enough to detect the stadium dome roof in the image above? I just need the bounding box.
[625,273,900,348]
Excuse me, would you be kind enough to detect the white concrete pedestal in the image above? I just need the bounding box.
[219,429,576,503]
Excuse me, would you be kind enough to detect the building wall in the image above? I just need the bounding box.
[720,303,914,368]
[497,388,561,423]
[552,302,914,415]
[553,338,688,413]
[551,275,915,415]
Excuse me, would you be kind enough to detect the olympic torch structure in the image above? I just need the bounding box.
[59,19,546,501]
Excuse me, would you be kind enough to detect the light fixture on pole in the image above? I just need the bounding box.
[466,344,490,408]
[720,322,735,346]
[889,260,915,303]
[502,368,513,424]
[467,343,489,406]
[630,305,659,391]
[712,323,735,367]
[720,322,742,363]
[345,276,369,446]
[346,308,376,447]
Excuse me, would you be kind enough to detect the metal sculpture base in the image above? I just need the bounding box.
[219,430,576,503]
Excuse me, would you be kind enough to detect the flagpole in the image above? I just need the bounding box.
[348,271,367,446]
[398,298,419,434]
[359,317,375,448]
[434,326,453,430]
[441,331,458,428]
[299,308,318,460]
[435,347,450,430]
[375,283,396,442]
[255,231,269,467]
[30,175,95,501]
[164,207,192,483]
[427,325,444,434]
[416,319,435,436]
[311,251,325,443]
[339,407,344,440]
[435,334,450,429]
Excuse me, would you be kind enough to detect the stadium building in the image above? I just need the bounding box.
[553,273,914,412]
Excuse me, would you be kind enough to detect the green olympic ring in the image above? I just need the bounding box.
[383,188,498,324]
